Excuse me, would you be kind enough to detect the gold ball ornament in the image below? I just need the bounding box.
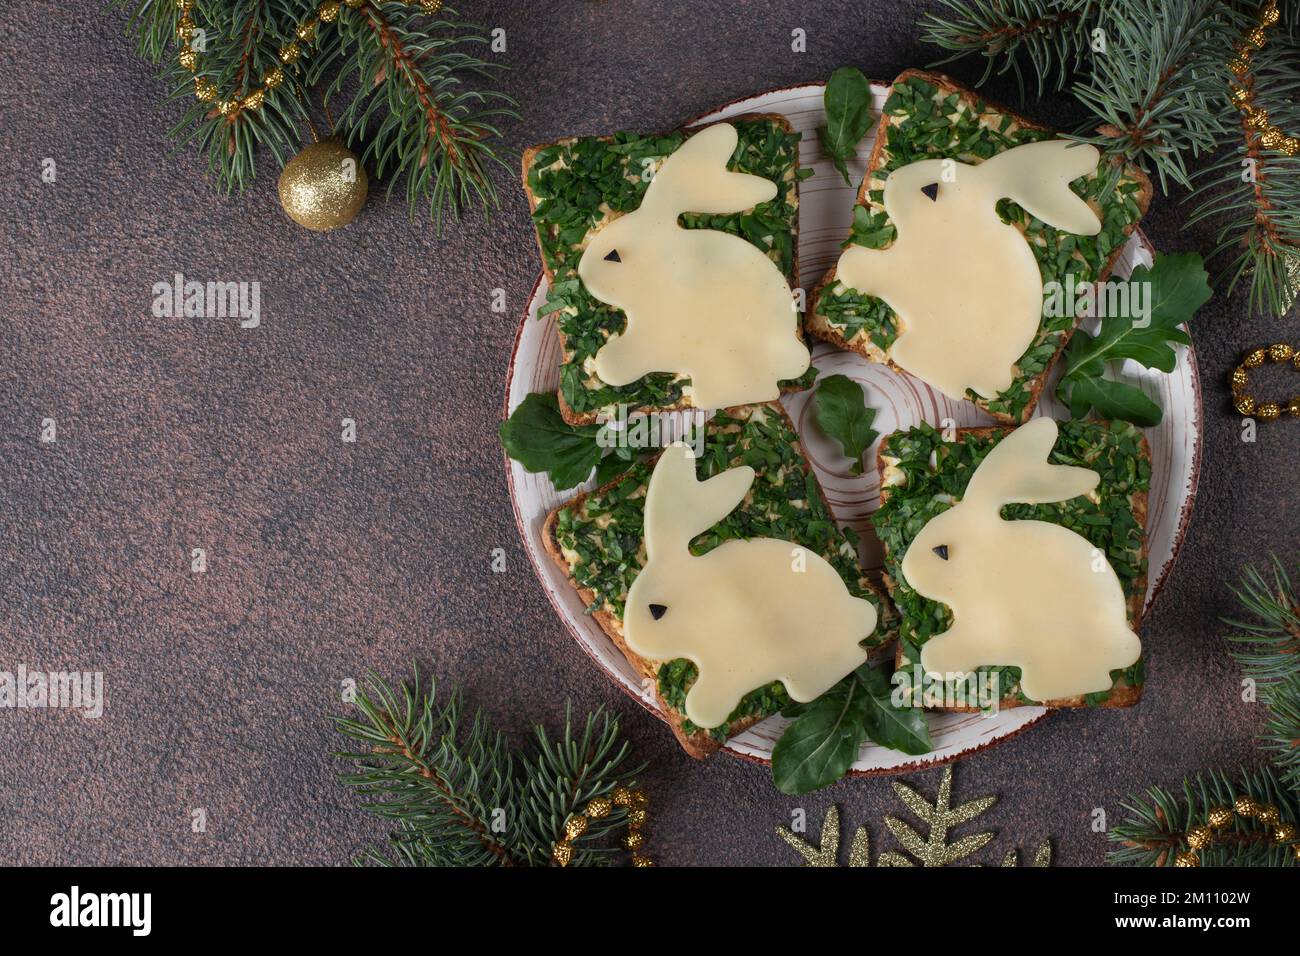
[175,0,193,8]
[1229,55,1252,76]
[631,854,654,867]
[242,89,264,111]
[1293,843,1300,863]
[1244,107,1269,130]
[1230,367,1249,392]
[318,1,341,22]
[584,796,612,818]
[1207,806,1234,829]
[263,67,285,89]
[551,840,573,867]
[1235,395,1256,417]
[194,77,218,102]
[1244,348,1267,369]
[176,16,195,41]
[280,42,301,64]
[1186,825,1213,851]
[344,0,365,7]
[1234,795,1259,817]
[622,830,644,851]
[1257,804,1281,826]
[611,786,633,808]
[1261,2,1280,27]
[1173,851,1200,867]
[563,815,588,840]
[1244,26,1267,49]
[1268,343,1293,362]
[626,808,647,829]
[1274,822,1297,843]
[178,46,198,71]
[296,19,318,42]
[217,98,240,118]
[278,141,368,232]
[420,0,444,13]
[1229,85,1251,107]
[1283,137,1300,158]
[1257,401,1281,422]
[1260,127,1286,150]
[1288,397,1300,417]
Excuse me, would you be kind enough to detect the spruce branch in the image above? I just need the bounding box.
[1107,766,1298,867]
[333,668,643,867]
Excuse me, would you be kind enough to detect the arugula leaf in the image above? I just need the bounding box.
[813,374,878,475]
[1056,252,1211,425]
[818,67,874,186]
[772,663,932,794]
[772,673,869,795]
[499,393,602,491]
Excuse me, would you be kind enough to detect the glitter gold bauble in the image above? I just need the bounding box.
[564,814,588,840]
[611,786,633,808]
[622,831,644,851]
[217,98,240,117]
[1230,367,1249,392]
[296,19,318,41]
[176,16,195,41]
[1268,343,1293,362]
[1229,55,1251,76]
[280,42,301,64]
[626,808,647,829]
[1261,2,1280,27]
[584,796,611,818]
[1244,26,1267,49]
[1288,397,1300,417]
[1229,85,1250,107]
[1245,107,1269,130]
[264,67,285,89]
[421,0,443,13]
[1293,843,1300,863]
[1257,804,1281,826]
[1173,851,1200,867]
[178,47,198,71]
[1274,822,1297,843]
[1235,395,1256,416]
[175,0,193,9]
[631,854,654,867]
[551,839,573,866]
[632,789,648,807]
[318,1,341,22]
[278,141,368,232]
[1186,825,1213,850]
[1244,348,1267,368]
[1207,806,1233,829]
[1257,402,1281,422]
[1261,127,1286,150]
[194,77,217,102]
[1234,795,1259,817]
[344,0,365,7]
[242,89,264,111]
[1283,138,1300,158]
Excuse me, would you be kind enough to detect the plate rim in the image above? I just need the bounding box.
[500,80,1203,776]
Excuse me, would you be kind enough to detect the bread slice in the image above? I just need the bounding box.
[521,116,812,426]
[872,419,1150,710]
[807,69,1153,424]
[543,402,896,758]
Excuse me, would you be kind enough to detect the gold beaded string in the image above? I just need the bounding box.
[552,785,654,868]
[175,0,444,120]
[1227,1,1299,157]
[1230,343,1300,421]
[1173,796,1300,867]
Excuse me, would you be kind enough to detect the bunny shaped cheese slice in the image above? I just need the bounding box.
[836,140,1102,401]
[901,417,1141,702]
[624,442,875,730]
[577,123,810,410]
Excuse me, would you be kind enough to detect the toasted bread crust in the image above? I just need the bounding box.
[541,402,883,758]
[876,423,1150,711]
[521,115,807,427]
[806,68,1155,425]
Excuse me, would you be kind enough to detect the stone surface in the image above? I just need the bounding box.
[0,0,1290,866]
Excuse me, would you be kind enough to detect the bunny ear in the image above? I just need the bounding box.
[643,443,755,558]
[963,417,1099,508]
[979,140,1102,236]
[641,123,778,218]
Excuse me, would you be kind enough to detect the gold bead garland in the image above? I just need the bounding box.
[1230,343,1300,421]
[175,0,443,121]
[1226,2,1300,158]
[551,787,653,867]
[1173,800,1300,866]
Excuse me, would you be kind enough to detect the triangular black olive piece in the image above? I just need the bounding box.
[932,544,949,560]
[604,249,621,262]
[921,182,940,202]
[648,603,667,620]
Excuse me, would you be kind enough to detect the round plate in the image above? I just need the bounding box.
[503,82,1202,775]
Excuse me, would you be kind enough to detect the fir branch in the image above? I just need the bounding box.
[312,2,517,228]
[333,668,642,867]
[1107,766,1298,867]
[919,0,1096,98]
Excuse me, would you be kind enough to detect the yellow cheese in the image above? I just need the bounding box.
[837,139,1102,401]
[900,418,1140,702]
[577,123,809,410]
[624,444,875,729]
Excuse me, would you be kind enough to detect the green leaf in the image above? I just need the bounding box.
[772,675,870,795]
[813,374,878,475]
[819,67,875,186]
[1056,252,1211,425]
[499,393,602,491]
[856,666,933,755]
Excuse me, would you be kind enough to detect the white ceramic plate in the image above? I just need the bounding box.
[503,82,1202,775]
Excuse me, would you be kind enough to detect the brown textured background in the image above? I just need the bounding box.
[0,0,1293,866]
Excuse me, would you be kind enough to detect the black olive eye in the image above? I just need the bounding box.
[920,182,939,202]
[648,603,667,620]
[604,249,621,263]
[932,545,949,560]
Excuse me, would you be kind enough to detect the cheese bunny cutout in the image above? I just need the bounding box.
[624,443,876,729]
[901,417,1141,702]
[836,139,1103,401]
[578,123,810,410]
